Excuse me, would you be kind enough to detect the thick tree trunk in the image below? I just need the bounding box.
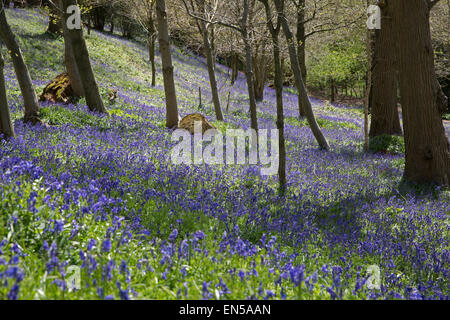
[61,0,106,113]
[274,0,329,150]
[0,46,14,139]
[0,2,40,123]
[155,0,179,128]
[369,1,402,138]
[60,0,84,96]
[391,0,449,186]
[242,0,258,131]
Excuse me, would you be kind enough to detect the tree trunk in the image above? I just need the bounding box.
[148,33,156,87]
[261,0,285,191]
[274,0,329,150]
[0,2,40,123]
[252,43,269,102]
[196,0,223,121]
[330,78,335,103]
[201,25,223,121]
[0,45,14,139]
[60,0,84,96]
[61,0,106,113]
[155,0,179,129]
[231,52,239,85]
[391,0,449,186]
[272,33,286,192]
[369,1,402,138]
[296,0,307,118]
[252,38,270,102]
[242,0,258,131]
[47,2,62,35]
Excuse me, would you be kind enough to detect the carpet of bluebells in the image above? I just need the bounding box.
[0,8,449,300]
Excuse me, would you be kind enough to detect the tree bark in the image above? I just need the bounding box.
[59,0,84,96]
[252,42,269,102]
[296,0,307,118]
[61,0,106,113]
[368,1,402,138]
[391,0,449,186]
[155,0,179,128]
[197,0,223,121]
[261,0,286,192]
[242,0,258,131]
[0,44,14,139]
[231,52,239,85]
[274,0,329,150]
[47,1,62,35]
[0,2,40,123]
[148,32,156,87]
[202,26,223,121]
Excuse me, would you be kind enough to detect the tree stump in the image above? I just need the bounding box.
[178,113,216,134]
[39,72,76,104]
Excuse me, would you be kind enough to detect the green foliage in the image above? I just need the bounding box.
[308,38,366,93]
[369,135,405,155]
[285,116,360,130]
[40,105,110,129]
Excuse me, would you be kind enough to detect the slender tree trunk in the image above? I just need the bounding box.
[369,1,402,138]
[201,24,223,121]
[61,0,106,113]
[155,0,179,128]
[242,0,258,131]
[274,37,286,193]
[252,43,269,102]
[47,1,62,35]
[272,34,286,192]
[296,0,307,118]
[195,0,223,121]
[329,78,335,103]
[231,52,239,85]
[148,32,156,87]
[0,2,40,123]
[261,0,285,192]
[110,15,114,34]
[391,0,449,185]
[0,45,14,139]
[274,0,329,150]
[60,0,84,96]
